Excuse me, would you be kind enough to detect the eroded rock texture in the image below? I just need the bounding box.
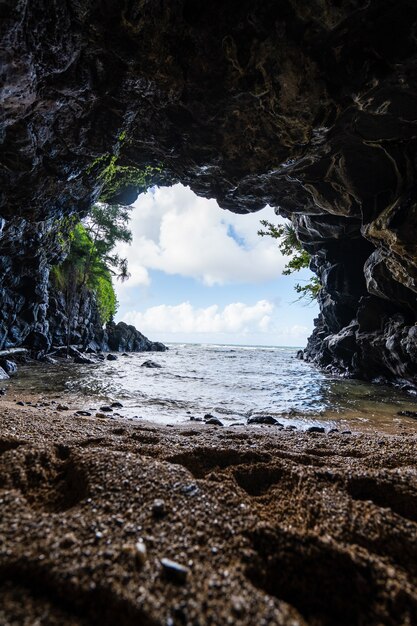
[1,0,417,382]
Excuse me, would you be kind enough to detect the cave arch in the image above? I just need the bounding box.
[1,0,417,383]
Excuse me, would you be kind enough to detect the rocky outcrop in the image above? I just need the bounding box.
[1,1,417,383]
[48,289,166,353]
[104,321,167,353]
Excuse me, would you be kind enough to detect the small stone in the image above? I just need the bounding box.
[307,426,325,433]
[99,406,113,412]
[152,498,166,518]
[189,416,202,422]
[16,401,24,406]
[341,430,352,435]
[60,532,78,548]
[141,360,162,368]
[107,354,118,361]
[160,558,189,584]
[205,417,223,426]
[57,404,69,411]
[75,410,92,416]
[328,428,339,434]
[247,415,283,426]
[397,410,417,419]
[135,540,147,566]
[111,401,123,408]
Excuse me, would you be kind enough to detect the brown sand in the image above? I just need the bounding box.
[0,396,416,626]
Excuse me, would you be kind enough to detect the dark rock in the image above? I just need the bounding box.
[0,367,9,380]
[205,417,224,426]
[307,426,326,434]
[56,404,69,411]
[111,402,124,408]
[247,416,283,426]
[16,401,24,406]
[41,355,58,364]
[189,416,202,422]
[296,350,304,360]
[105,322,167,353]
[75,410,92,417]
[74,355,96,364]
[152,499,166,518]
[141,360,162,369]
[397,410,417,419]
[328,428,340,434]
[160,558,189,585]
[0,388,6,396]
[0,360,17,376]
[99,406,113,413]
[341,430,352,435]
[106,354,118,361]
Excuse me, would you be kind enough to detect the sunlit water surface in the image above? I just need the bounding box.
[7,343,417,433]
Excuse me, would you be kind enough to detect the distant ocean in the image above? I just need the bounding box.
[8,343,417,433]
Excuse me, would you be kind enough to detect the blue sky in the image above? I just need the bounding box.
[114,184,318,346]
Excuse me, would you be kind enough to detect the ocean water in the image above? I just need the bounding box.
[6,343,417,433]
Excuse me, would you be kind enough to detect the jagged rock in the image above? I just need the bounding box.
[1,1,417,385]
[105,322,167,353]
[74,354,96,364]
[0,360,17,376]
[106,354,118,361]
[0,367,10,381]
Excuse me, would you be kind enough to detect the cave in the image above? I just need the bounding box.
[2,0,417,386]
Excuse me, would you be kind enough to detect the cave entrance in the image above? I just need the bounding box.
[110,183,318,348]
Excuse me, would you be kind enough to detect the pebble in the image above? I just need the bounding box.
[16,401,24,406]
[135,540,147,566]
[328,428,339,434]
[57,404,69,411]
[160,558,189,584]
[152,498,166,518]
[189,416,203,422]
[111,401,123,408]
[99,406,113,412]
[75,410,92,416]
[107,354,118,361]
[307,426,325,433]
[341,430,352,435]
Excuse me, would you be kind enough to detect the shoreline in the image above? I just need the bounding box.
[0,396,416,625]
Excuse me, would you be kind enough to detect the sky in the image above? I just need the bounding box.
[114,184,318,346]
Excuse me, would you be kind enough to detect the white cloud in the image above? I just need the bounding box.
[114,184,288,291]
[123,300,274,335]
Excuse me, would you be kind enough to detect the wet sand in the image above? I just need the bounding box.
[0,395,416,625]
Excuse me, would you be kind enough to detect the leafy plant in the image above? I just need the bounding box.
[258,220,321,302]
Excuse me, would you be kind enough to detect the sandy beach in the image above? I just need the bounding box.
[0,395,416,625]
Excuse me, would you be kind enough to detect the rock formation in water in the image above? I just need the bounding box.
[1,0,417,383]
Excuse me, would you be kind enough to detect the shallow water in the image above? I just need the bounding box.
[6,343,417,433]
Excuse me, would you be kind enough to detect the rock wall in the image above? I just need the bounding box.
[1,0,417,383]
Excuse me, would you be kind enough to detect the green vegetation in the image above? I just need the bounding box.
[50,157,162,347]
[50,200,134,353]
[258,220,321,302]
[87,152,162,204]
